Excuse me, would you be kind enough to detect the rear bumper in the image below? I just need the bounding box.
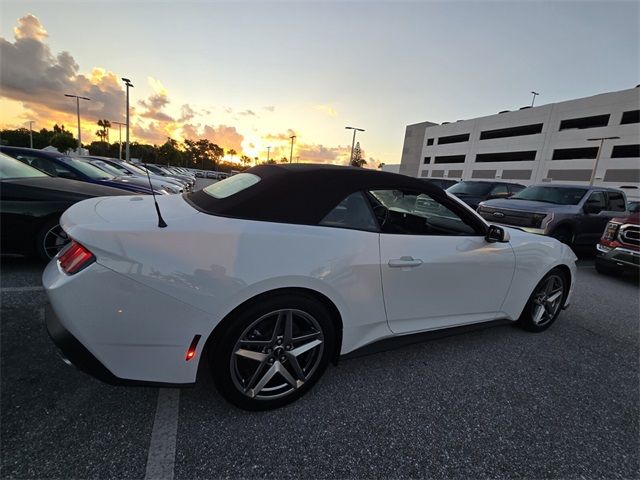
[45,303,192,387]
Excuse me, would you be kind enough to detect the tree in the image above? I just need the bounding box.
[159,138,184,166]
[239,155,252,166]
[96,119,111,143]
[184,139,223,170]
[227,149,237,162]
[279,157,288,163]
[350,141,366,167]
[51,132,77,153]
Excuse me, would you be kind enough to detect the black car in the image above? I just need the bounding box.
[0,152,128,260]
[421,178,458,189]
[0,146,154,195]
[447,180,526,210]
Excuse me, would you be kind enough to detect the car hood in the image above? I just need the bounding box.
[1,176,130,197]
[481,198,564,213]
[611,212,640,225]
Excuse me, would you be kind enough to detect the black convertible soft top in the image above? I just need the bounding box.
[185,164,446,225]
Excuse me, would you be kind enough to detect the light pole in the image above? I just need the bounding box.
[345,126,365,165]
[111,121,126,159]
[64,94,90,153]
[530,91,539,107]
[289,135,296,163]
[27,120,34,148]
[587,136,620,186]
[122,78,134,161]
[267,146,271,163]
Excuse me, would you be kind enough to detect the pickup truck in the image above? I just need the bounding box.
[595,211,640,276]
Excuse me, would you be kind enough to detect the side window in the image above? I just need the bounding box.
[607,192,626,212]
[16,155,58,176]
[319,192,378,232]
[489,184,509,197]
[367,189,479,236]
[586,191,607,210]
[509,184,525,194]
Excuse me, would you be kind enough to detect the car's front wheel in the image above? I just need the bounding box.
[210,294,336,410]
[518,269,567,332]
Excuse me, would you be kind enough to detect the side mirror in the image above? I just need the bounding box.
[584,204,602,215]
[485,224,510,243]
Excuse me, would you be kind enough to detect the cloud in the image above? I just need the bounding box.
[180,123,244,152]
[0,15,125,125]
[238,109,256,116]
[179,104,196,122]
[264,129,297,141]
[262,106,275,112]
[137,77,174,122]
[296,143,351,164]
[315,104,338,117]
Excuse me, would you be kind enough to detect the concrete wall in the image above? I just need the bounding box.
[401,87,640,199]
[399,121,437,177]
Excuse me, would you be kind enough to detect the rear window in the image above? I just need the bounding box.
[202,173,260,199]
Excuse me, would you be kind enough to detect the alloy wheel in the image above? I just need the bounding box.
[531,274,564,326]
[230,309,324,400]
[42,224,69,259]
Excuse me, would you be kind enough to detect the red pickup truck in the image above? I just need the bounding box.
[595,212,640,276]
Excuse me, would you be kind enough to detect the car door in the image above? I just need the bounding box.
[368,188,516,334]
[578,190,614,245]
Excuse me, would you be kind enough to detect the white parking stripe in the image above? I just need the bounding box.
[145,388,181,480]
[0,286,44,293]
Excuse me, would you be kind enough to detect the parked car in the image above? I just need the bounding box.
[627,201,640,213]
[0,147,154,195]
[144,164,196,189]
[80,158,172,195]
[421,178,458,189]
[0,152,127,260]
[477,184,627,248]
[595,211,639,276]
[81,157,183,194]
[447,180,525,209]
[91,157,189,192]
[44,164,576,411]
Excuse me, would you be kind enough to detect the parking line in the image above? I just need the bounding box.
[0,286,44,293]
[145,388,181,480]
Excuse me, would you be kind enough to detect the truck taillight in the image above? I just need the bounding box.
[58,241,95,275]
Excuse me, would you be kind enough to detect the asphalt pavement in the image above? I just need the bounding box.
[1,255,638,479]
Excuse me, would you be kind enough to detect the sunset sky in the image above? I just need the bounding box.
[1,1,638,166]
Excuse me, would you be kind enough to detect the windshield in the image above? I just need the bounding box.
[447,181,493,196]
[0,153,49,179]
[123,162,147,175]
[61,157,114,180]
[202,173,260,198]
[511,186,588,205]
[92,161,126,177]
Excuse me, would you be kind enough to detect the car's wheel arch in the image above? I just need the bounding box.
[197,287,344,381]
[512,263,572,320]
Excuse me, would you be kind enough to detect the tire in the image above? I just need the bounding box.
[35,217,69,261]
[550,226,573,247]
[210,293,336,411]
[518,268,567,332]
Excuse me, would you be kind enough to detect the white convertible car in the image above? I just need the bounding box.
[44,165,577,410]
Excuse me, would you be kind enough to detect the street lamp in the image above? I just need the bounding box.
[267,146,271,163]
[27,120,34,148]
[111,121,126,160]
[345,126,365,165]
[289,135,296,163]
[530,91,539,107]
[587,136,620,186]
[64,94,91,153]
[122,78,134,161]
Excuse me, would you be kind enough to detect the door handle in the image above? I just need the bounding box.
[388,256,423,268]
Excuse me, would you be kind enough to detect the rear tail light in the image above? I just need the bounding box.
[58,241,95,275]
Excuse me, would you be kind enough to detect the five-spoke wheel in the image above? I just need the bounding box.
[211,294,335,410]
[519,269,567,332]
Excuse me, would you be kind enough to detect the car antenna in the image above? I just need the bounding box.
[142,160,168,228]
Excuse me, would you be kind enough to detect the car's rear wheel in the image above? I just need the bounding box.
[518,269,567,332]
[210,294,336,410]
[36,217,69,261]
